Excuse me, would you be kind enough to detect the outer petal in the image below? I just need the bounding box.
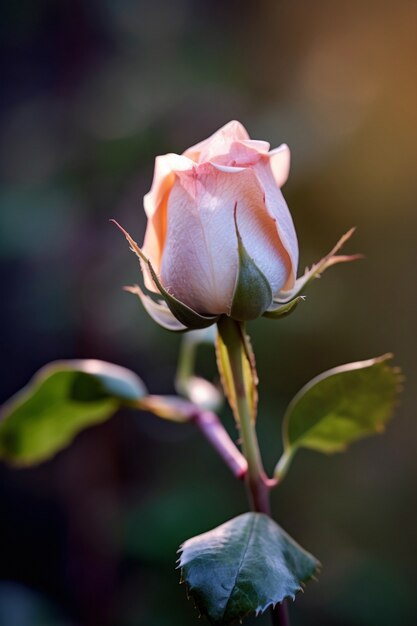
[183,120,250,163]
[253,150,298,291]
[142,153,194,291]
[228,167,292,296]
[268,143,291,187]
[160,164,291,315]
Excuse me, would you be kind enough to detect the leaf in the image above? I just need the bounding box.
[230,204,272,321]
[112,220,219,330]
[0,360,147,466]
[275,355,402,480]
[216,318,258,423]
[179,512,319,626]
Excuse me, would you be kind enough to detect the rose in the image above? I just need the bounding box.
[142,121,298,321]
[116,120,356,331]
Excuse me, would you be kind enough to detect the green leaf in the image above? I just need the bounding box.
[231,204,272,321]
[179,512,319,625]
[0,360,147,466]
[275,355,402,480]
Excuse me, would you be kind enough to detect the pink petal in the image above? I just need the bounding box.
[239,139,270,153]
[253,154,299,291]
[142,153,194,291]
[218,140,270,168]
[183,120,250,163]
[268,144,291,188]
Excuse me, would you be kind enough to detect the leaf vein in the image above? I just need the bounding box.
[220,513,258,621]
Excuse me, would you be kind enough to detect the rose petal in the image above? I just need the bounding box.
[142,153,194,291]
[239,139,270,153]
[253,155,298,291]
[215,140,270,168]
[209,163,247,173]
[183,120,250,163]
[268,144,291,188]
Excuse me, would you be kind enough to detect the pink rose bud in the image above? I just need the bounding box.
[142,121,298,321]
[116,120,358,330]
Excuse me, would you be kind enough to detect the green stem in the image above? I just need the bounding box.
[274,448,295,484]
[217,317,270,513]
[175,334,196,396]
[217,317,289,625]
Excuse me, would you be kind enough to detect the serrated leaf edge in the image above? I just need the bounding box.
[177,514,321,626]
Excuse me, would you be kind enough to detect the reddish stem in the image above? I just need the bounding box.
[192,409,248,480]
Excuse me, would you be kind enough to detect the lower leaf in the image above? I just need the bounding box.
[179,512,319,626]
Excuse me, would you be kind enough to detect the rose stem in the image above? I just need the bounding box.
[217,316,290,626]
[272,601,290,626]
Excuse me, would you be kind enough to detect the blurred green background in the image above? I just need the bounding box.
[0,1,416,625]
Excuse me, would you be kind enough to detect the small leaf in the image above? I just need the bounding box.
[275,355,402,479]
[0,360,147,466]
[179,512,319,626]
[231,204,272,321]
[113,220,219,330]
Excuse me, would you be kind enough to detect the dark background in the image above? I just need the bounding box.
[0,1,416,625]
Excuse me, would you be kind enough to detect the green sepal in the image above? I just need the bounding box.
[230,206,272,321]
[179,512,320,626]
[125,284,188,332]
[274,354,402,481]
[112,220,219,330]
[275,228,362,305]
[0,360,147,466]
[263,295,304,319]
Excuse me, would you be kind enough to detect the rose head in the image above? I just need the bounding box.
[144,121,298,318]
[116,120,359,331]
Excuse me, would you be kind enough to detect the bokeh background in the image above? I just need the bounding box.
[1,1,416,625]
